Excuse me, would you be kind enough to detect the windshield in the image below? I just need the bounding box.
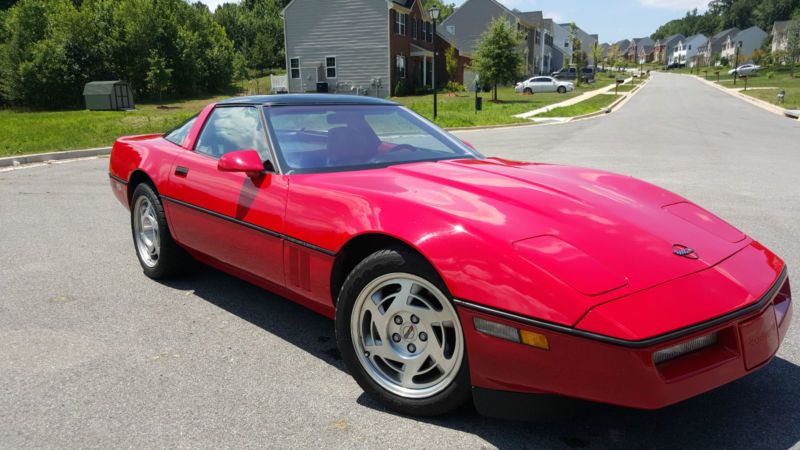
[264,105,481,173]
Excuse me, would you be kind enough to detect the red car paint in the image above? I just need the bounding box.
[109,98,792,410]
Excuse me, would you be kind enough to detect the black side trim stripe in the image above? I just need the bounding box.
[109,173,128,185]
[454,265,788,349]
[160,195,337,256]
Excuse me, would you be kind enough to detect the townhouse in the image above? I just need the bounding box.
[282,0,468,97]
[720,26,768,65]
[671,34,708,66]
[653,34,684,65]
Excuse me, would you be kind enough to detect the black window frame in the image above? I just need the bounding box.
[325,56,337,79]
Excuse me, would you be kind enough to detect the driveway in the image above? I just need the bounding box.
[1,72,799,448]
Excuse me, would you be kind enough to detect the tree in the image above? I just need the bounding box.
[1,0,237,109]
[786,20,800,76]
[444,45,458,81]
[146,50,172,103]
[569,23,585,86]
[470,17,522,101]
[591,42,603,70]
[607,44,620,70]
[751,47,766,64]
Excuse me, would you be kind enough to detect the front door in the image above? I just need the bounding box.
[165,105,288,286]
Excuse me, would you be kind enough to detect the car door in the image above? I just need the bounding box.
[164,105,288,286]
[542,77,558,93]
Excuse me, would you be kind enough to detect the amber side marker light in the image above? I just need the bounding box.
[473,317,550,350]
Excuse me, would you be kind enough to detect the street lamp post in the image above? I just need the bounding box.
[428,6,440,120]
[733,40,742,85]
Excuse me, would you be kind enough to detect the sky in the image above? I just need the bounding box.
[197,0,708,43]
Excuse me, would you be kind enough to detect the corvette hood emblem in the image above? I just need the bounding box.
[672,244,699,260]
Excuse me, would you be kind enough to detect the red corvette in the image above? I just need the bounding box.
[109,95,792,417]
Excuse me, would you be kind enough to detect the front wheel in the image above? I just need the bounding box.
[524,87,533,94]
[335,247,470,416]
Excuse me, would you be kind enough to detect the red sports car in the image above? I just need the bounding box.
[109,94,792,417]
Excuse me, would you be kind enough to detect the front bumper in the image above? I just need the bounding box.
[457,270,791,411]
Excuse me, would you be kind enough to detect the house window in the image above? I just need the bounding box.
[325,56,336,79]
[290,58,300,79]
[426,22,432,42]
[396,12,407,36]
[396,55,406,78]
[446,24,455,35]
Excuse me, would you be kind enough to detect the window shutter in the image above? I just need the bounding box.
[391,10,397,34]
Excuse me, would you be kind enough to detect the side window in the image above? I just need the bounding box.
[326,56,337,79]
[195,107,270,159]
[164,115,197,147]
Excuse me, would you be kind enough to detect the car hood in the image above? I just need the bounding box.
[402,159,746,285]
[301,157,752,324]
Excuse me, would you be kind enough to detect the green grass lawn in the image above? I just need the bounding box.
[613,84,637,92]
[0,96,225,157]
[0,75,618,156]
[671,65,800,109]
[396,80,615,128]
[535,93,621,118]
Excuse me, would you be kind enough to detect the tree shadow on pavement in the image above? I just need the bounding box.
[162,264,800,449]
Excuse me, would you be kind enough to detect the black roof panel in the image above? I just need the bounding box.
[218,94,397,106]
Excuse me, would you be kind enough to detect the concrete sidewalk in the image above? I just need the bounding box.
[514,77,632,119]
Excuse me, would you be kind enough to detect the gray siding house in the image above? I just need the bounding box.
[560,24,599,64]
[697,27,739,65]
[720,26,768,65]
[440,0,545,75]
[282,0,467,97]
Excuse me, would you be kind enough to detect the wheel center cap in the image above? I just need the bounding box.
[402,325,416,341]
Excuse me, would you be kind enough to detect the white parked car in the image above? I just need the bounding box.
[515,76,575,94]
[728,64,762,76]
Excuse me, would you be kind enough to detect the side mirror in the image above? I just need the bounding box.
[218,150,267,179]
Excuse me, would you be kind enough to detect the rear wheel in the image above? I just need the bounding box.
[336,247,470,416]
[130,183,189,279]
[557,86,567,93]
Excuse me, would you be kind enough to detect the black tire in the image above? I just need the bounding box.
[335,247,471,416]
[557,86,567,93]
[129,182,190,279]
[524,87,533,95]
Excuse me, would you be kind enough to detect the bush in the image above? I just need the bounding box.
[394,79,409,97]
[767,71,774,79]
[444,81,466,93]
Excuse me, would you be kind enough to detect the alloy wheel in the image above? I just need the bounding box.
[350,273,464,399]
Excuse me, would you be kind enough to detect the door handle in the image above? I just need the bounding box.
[175,166,189,177]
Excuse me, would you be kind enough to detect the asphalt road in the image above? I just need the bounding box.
[2,73,799,449]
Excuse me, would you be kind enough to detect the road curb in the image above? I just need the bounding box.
[0,147,112,168]
[689,75,791,118]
